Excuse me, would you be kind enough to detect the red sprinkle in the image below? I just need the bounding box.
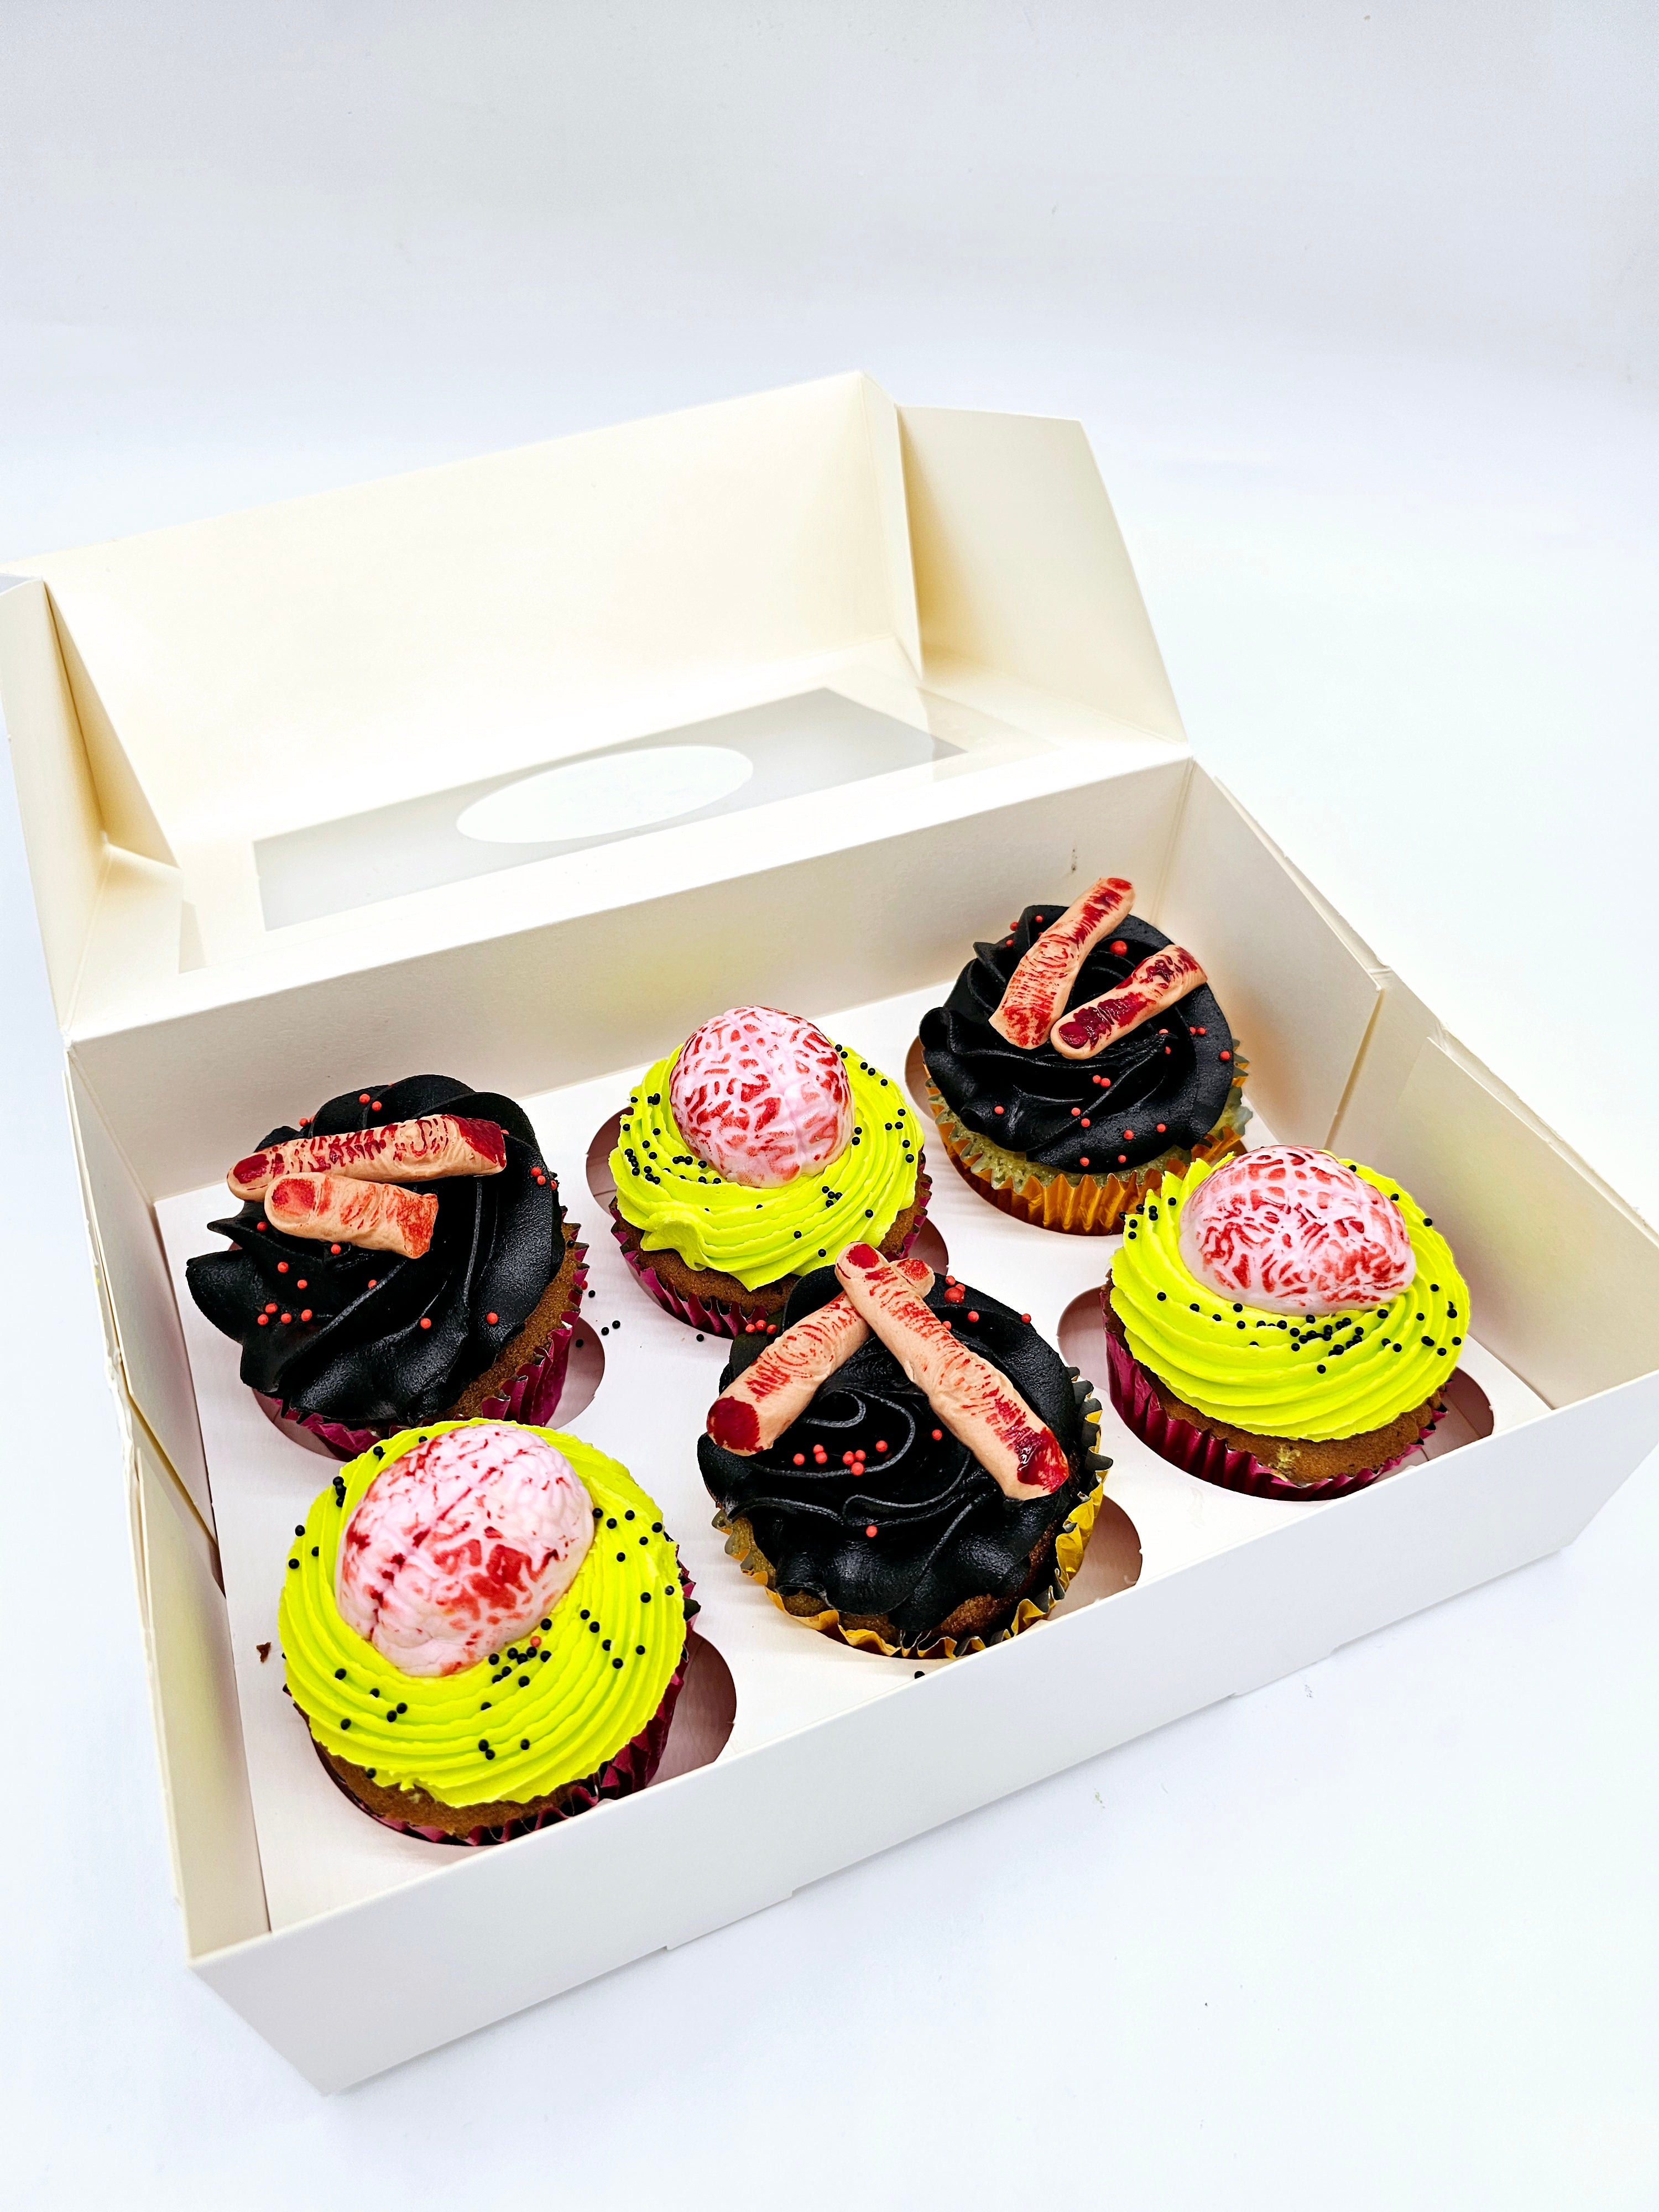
[1110,940,1127,955]
[277,1261,289,1274]
[1079,1157,1091,1167]
[367,1279,378,1288]
[1071,1108,1081,1118]
[255,1223,266,1232]
[486,1311,499,1325]
[280,1312,292,1324]
[1081,1118,1091,1129]
[967,1310,979,1322]
[256,1314,268,1326]
[1220,1050,1232,1062]
[1020,1312,1031,1323]
[299,1308,312,1322]
[330,1243,342,1254]
[371,1099,382,1110]
[1124,1129,1134,1139]
[296,1279,307,1290]
[419,1317,432,1330]
[931,1428,943,1441]
[865,1524,878,1539]
[1156,1123,1166,1133]
[993,1104,1004,1115]
[875,1440,888,1453]
[358,1093,371,1104]
[264,1302,278,1313]
[1117,1154,1126,1164]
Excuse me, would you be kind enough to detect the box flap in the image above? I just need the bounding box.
[9,374,919,869]
[899,403,1185,743]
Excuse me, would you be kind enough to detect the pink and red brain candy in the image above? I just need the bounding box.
[336,1422,594,1677]
[669,1006,853,1190]
[1177,1146,1415,1316]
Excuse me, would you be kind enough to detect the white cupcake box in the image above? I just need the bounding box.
[3,374,1655,2090]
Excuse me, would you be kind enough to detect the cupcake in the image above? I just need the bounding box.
[698,1241,1109,1657]
[919,873,1249,1234]
[280,1419,693,1842]
[609,1006,931,1337]
[187,1074,586,1458]
[1103,1145,1469,1500]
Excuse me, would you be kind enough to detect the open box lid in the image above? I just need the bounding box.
[0,373,1186,1042]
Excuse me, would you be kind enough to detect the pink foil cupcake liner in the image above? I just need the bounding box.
[1101,1292,1439,1503]
[260,1244,590,1462]
[314,1577,697,1848]
[611,1174,931,1339]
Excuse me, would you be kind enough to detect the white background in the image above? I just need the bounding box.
[3,4,1657,2204]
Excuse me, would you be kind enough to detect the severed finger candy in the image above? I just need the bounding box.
[705,1256,935,1455]
[990,875,1134,1050]
[265,1172,439,1259]
[229,1113,507,1201]
[1050,945,1205,1060]
[832,1244,1070,1498]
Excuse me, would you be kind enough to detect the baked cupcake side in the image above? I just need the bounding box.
[610,1011,927,1334]
[920,884,1248,1235]
[698,1251,1108,1658]
[1105,1147,1469,1495]
[187,1074,583,1451]
[280,1420,691,1841]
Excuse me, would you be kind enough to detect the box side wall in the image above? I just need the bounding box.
[70,762,1190,1198]
[898,404,1186,743]
[1364,1036,1659,1404]
[135,1422,270,1955]
[0,580,107,1025]
[197,1370,1659,2091]
[1156,765,1383,1145]
[67,1061,215,1527]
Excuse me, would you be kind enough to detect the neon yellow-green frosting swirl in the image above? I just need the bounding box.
[1109,1158,1468,1441]
[610,1044,922,1291]
[279,1423,687,1809]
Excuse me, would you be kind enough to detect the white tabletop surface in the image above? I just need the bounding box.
[3,7,1657,2205]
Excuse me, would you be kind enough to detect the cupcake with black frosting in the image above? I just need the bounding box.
[699,1242,1109,1658]
[920,872,1249,1234]
[187,1074,586,1459]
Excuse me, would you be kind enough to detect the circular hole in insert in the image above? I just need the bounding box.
[456,745,754,846]
[551,1311,606,1425]
[904,1035,938,1119]
[1050,1496,1142,1615]
[906,1214,951,1280]
[1413,1363,1495,1464]
[255,1393,345,1458]
[586,1109,623,1211]
[650,1631,737,1785]
[1056,1285,1110,1388]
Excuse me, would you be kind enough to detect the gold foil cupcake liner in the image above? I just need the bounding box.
[924,1066,1251,1236]
[712,1383,1113,1662]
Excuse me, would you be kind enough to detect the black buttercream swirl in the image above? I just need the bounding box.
[186,1074,565,1428]
[698,1268,1094,1650]
[919,906,1236,1173]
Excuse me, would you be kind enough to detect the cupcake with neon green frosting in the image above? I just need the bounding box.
[280,1418,692,1843]
[1103,1146,1468,1500]
[608,1006,931,1337]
